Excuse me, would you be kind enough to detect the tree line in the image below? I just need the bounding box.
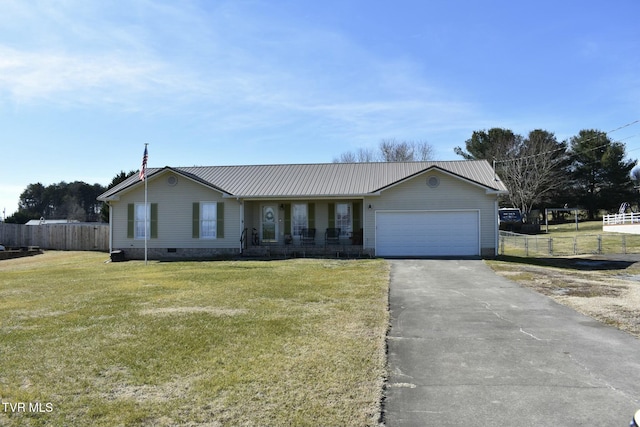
[4,171,135,224]
[455,128,637,220]
[335,129,638,220]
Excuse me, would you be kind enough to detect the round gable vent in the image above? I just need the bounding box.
[427,176,440,188]
[167,175,178,186]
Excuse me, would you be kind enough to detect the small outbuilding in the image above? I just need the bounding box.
[25,219,80,226]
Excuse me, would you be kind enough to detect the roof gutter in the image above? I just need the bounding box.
[97,195,120,202]
[223,193,380,200]
[485,189,509,195]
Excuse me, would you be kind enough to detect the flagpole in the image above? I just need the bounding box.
[144,143,149,265]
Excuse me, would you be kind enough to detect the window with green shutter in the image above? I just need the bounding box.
[328,203,335,228]
[150,203,158,239]
[336,203,352,236]
[129,203,157,239]
[353,201,362,232]
[284,203,291,235]
[192,202,200,238]
[201,203,217,238]
[292,203,307,237]
[216,202,224,238]
[193,202,223,239]
[308,203,315,229]
[127,204,134,238]
[291,203,317,236]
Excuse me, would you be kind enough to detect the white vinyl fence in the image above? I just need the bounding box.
[602,212,640,225]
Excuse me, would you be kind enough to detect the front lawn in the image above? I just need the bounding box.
[0,252,389,426]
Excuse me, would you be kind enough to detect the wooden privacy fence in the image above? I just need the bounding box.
[0,223,109,251]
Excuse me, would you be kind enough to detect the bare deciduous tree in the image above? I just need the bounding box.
[455,128,570,215]
[333,147,377,163]
[499,130,570,215]
[334,139,433,163]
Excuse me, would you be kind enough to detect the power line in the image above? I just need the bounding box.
[607,119,640,135]
[493,119,640,165]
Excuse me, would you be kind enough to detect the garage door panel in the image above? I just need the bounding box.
[376,211,479,257]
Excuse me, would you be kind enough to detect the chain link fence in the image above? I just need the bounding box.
[499,231,640,257]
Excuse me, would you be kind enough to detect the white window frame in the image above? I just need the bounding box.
[292,203,308,238]
[200,202,217,239]
[134,203,150,240]
[336,203,352,236]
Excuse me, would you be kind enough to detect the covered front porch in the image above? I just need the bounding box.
[238,199,369,257]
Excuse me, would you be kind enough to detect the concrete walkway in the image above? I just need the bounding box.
[384,259,640,426]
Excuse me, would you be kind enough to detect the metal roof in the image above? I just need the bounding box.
[98,160,508,200]
[25,219,81,226]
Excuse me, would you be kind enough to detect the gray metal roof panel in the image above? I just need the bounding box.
[97,160,508,201]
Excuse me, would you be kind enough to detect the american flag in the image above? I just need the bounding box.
[139,146,148,181]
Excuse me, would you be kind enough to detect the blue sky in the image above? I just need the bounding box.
[1,0,640,217]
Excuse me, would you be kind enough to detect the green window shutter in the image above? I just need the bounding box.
[127,204,134,238]
[284,203,291,234]
[328,203,335,228]
[150,203,158,238]
[216,202,224,238]
[192,202,200,238]
[353,201,361,231]
[308,203,315,229]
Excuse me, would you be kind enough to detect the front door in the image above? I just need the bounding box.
[261,205,278,242]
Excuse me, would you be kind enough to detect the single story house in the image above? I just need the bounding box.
[97,160,508,259]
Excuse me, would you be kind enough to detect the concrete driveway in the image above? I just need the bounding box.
[383,259,640,426]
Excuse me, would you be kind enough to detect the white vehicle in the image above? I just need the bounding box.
[0,244,5,251]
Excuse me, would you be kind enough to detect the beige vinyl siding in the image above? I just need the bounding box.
[112,171,240,249]
[363,169,497,254]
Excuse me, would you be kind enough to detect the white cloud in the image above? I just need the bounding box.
[0,48,154,104]
[0,0,485,152]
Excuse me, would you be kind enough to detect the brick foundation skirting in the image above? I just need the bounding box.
[117,247,240,261]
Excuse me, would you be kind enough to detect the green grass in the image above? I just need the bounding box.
[0,252,389,426]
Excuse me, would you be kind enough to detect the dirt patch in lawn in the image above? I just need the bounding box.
[97,366,196,403]
[489,256,640,338]
[139,306,247,317]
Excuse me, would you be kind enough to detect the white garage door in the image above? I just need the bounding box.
[375,210,480,257]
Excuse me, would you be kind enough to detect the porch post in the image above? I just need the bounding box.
[239,198,244,253]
